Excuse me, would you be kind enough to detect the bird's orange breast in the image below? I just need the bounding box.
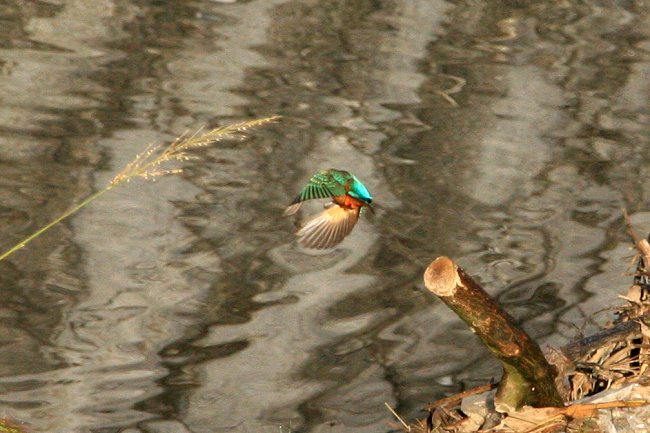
[334,194,366,209]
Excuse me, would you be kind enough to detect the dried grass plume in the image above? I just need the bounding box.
[0,116,280,262]
[111,116,280,185]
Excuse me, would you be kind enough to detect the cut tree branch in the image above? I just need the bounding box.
[423,256,564,411]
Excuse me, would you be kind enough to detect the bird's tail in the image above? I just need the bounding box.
[284,202,302,216]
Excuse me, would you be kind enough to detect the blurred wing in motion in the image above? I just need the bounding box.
[296,205,359,249]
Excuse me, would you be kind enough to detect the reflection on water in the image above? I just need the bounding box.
[1,0,650,432]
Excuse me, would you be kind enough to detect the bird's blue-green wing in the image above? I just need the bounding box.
[297,170,348,201]
[284,170,348,215]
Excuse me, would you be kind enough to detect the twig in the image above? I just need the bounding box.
[384,402,411,432]
[623,208,650,267]
[436,73,466,107]
[425,383,496,410]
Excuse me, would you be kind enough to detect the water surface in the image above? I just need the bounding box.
[1,1,650,432]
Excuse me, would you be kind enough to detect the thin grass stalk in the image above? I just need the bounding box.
[0,186,115,262]
[0,116,279,262]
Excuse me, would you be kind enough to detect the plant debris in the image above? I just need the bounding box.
[396,212,650,433]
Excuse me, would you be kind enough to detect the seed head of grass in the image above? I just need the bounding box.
[110,115,280,186]
[0,115,279,262]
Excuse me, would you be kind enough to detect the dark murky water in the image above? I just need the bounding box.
[1,1,650,432]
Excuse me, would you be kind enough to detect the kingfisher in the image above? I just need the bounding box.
[284,169,373,249]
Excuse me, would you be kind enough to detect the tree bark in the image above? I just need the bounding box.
[424,256,564,411]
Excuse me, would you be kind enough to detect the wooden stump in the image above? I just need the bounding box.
[424,256,564,411]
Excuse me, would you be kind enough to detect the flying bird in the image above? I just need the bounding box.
[285,169,373,249]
